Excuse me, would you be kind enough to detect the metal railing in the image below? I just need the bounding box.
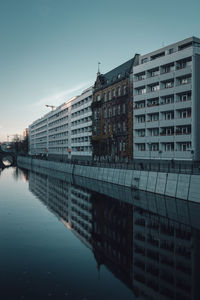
[23,154,200,175]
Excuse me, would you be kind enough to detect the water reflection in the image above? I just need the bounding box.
[22,166,200,300]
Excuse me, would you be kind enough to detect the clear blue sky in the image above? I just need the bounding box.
[0,0,199,141]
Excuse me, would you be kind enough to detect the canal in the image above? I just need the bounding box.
[1,166,200,300]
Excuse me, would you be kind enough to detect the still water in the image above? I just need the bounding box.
[1,166,200,300]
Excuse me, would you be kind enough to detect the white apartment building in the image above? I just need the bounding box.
[29,87,92,160]
[133,36,200,161]
[70,87,92,159]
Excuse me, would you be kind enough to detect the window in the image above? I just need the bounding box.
[118,87,121,96]
[141,58,148,64]
[150,113,159,122]
[103,125,106,134]
[122,103,126,113]
[108,124,112,133]
[164,143,174,151]
[162,63,174,73]
[179,76,191,85]
[136,73,145,80]
[108,91,111,100]
[176,59,187,70]
[150,143,159,151]
[137,87,146,95]
[179,109,191,118]
[113,123,116,132]
[123,85,127,95]
[113,106,116,116]
[118,105,121,115]
[151,52,165,60]
[137,143,145,151]
[147,98,159,107]
[178,125,191,135]
[178,42,192,51]
[135,101,145,109]
[150,84,160,92]
[150,69,159,77]
[96,95,100,101]
[160,96,174,104]
[165,111,174,120]
[123,121,126,132]
[164,65,171,73]
[165,81,174,88]
[112,89,116,97]
[169,48,174,54]
[150,128,159,136]
[138,115,145,123]
[137,130,145,137]
[178,142,191,151]
[179,93,191,102]
[166,127,174,135]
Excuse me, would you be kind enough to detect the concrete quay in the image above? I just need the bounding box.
[17,156,200,203]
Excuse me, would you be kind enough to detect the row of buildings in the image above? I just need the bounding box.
[29,36,200,161]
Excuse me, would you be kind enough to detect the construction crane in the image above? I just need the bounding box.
[45,105,55,111]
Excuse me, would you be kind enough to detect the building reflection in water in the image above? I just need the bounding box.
[26,167,200,300]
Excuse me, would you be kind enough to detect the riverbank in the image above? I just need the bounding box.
[17,156,200,203]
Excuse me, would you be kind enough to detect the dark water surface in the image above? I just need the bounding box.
[1,166,200,300]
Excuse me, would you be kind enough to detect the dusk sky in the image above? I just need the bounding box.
[0,0,200,141]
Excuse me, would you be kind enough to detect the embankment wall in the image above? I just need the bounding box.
[17,156,200,203]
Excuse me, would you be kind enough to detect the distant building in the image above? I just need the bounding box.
[28,87,92,160]
[133,36,200,161]
[23,128,28,138]
[92,55,139,162]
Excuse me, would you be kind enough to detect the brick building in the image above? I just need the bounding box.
[92,55,139,162]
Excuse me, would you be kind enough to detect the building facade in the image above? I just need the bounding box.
[92,55,139,162]
[29,87,92,160]
[133,36,200,161]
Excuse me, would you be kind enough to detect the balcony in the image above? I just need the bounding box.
[134,136,147,143]
[134,79,147,88]
[159,71,174,82]
[175,66,192,78]
[159,102,174,112]
[134,93,146,102]
[159,135,174,143]
[134,122,146,129]
[145,75,159,85]
[159,87,175,97]
[175,99,192,110]
[175,134,192,142]
[146,120,159,128]
[175,83,192,94]
[146,90,159,99]
[175,117,192,126]
[146,104,159,114]
[159,119,175,127]
[134,107,146,115]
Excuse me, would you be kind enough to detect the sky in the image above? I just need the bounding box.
[0,0,200,141]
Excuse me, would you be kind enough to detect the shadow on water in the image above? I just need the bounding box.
[16,164,200,300]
